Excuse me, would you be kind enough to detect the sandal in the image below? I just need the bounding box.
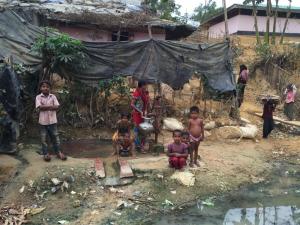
[57,152,67,161]
[43,154,51,162]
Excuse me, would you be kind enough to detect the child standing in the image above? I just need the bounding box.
[167,130,188,170]
[262,99,276,138]
[35,80,67,162]
[188,106,204,167]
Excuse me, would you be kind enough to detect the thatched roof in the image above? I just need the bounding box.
[2,0,195,38]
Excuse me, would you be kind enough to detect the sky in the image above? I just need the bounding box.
[176,0,300,16]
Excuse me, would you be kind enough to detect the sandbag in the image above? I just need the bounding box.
[215,126,242,139]
[163,118,184,131]
[239,124,258,139]
[204,121,216,130]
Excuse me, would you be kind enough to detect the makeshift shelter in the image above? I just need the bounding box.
[0,9,235,93]
[8,0,196,41]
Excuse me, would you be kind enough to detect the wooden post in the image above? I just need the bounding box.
[222,0,229,40]
[147,24,153,39]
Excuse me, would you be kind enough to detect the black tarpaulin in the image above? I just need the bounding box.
[0,9,235,92]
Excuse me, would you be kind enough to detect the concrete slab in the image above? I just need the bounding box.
[118,159,134,178]
[128,156,169,172]
[94,158,105,178]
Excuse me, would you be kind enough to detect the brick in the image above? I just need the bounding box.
[94,158,105,178]
[118,159,134,178]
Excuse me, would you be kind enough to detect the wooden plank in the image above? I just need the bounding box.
[254,112,300,127]
[94,158,105,178]
[118,159,134,178]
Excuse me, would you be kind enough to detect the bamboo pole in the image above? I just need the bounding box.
[222,0,229,39]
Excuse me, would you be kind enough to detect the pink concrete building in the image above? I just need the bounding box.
[201,4,300,42]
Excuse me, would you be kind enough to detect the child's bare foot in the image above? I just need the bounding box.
[43,154,51,162]
[57,152,67,161]
[195,161,201,167]
[189,162,195,168]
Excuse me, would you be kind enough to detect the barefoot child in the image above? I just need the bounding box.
[167,130,188,170]
[181,131,191,161]
[35,80,67,162]
[188,106,204,167]
[112,113,132,155]
[116,131,135,157]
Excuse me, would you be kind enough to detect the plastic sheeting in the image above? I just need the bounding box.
[0,9,235,92]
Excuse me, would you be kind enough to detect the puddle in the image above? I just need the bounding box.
[61,139,113,158]
[153,162,300,225]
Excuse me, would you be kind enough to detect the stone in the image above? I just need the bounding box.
[170,171,195,187]
[94,158,105,178]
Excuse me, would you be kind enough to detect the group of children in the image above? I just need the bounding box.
[35,80,204,170]
[167,106,204,170]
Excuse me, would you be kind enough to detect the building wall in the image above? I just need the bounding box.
[208,15,300,37]
[134,31,166,41]
[57,26,166,42]
[58,27,111,42]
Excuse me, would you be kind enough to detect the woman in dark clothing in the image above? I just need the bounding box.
[262,100,276,138]
[237,64,249,107]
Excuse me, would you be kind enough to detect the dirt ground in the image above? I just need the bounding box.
[1,58,300,225]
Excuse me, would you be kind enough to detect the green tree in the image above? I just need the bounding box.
[280,0,292,44]
[243,0,264,45]
[143,0,181,21]
[192,0,222,23]
[32,29,87,81]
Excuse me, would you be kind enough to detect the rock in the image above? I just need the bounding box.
[51,178,61,186]
[19,185,25,193]
[170,171,195,187]
[215,126,241,139]
[73,200,81,208]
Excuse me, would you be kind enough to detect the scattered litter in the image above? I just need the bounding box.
[170,190,176,195]
[147,197,153,201]
[170,171,195,187]
[28,180,34,188]
[19,186,25,193]
[109,187,117,193]
[58,220,70,224]
[295,190,300,193]
[61,181,69,191]
[116,200,126,209]
[51,178,61,186]
[8,209,20,215]
[162,199,174,206]
[134,205,139,211]
[201,197,214,207]
[29,207,46,215]
[157,174,164,179]
[113,211,122,216]
[51,186,59,194]
[90,190,96,194]
[71,191,76,195]
[250,175,265,184]
[133,191,141,197]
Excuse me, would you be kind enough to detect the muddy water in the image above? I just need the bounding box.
[154,162,300,225]
[61,139,114,158]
